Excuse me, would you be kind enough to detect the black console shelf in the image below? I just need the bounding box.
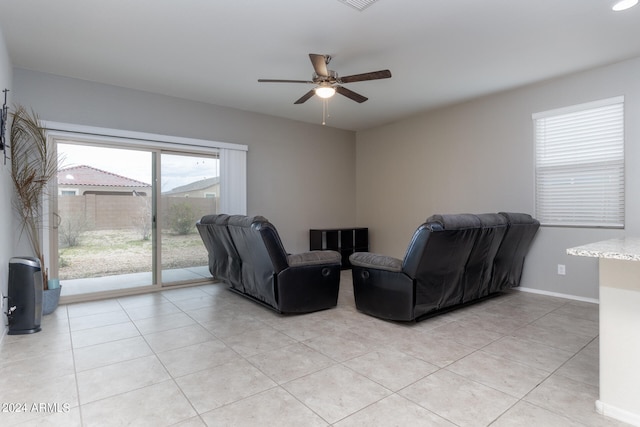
[310,227,369,269]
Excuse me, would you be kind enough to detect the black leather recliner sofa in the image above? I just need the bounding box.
[349,212,540,321]
[197,214,342,314]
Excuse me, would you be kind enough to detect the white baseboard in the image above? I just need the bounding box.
[516,286,599,304]
[596,400,640,426]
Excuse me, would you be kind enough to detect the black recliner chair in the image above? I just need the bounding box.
[197,215,342,314]
[350,213,539,321]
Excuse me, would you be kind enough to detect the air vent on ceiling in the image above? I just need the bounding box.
[337,0,380,11]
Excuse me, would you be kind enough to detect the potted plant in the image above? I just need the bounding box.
[10,105,61,314]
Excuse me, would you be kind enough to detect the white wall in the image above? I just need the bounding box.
[0,26,13,334]
[13,69,357,254]
[356,56,640,300]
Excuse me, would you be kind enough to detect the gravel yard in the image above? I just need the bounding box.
[59,229,208,280]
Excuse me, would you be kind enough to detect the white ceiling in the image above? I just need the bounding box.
[1,0,640,131]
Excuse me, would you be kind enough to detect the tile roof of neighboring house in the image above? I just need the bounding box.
[57,165,151,187]
[162,176,220,195]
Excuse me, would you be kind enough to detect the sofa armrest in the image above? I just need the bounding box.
[288,251,341,267]
[349,252,403,273]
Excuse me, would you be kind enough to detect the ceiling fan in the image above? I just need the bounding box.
[258,53,392,104]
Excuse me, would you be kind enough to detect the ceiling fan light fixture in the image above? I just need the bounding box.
[612,0,638,11]
[315,86,336,99]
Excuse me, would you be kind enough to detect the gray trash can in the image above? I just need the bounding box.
[7,257,43,335]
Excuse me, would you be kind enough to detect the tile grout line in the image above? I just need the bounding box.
[117,292,206,425]
[37,275,605,426]
[66,304,86,427]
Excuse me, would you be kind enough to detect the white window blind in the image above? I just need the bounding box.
[533,97,624,228]
[219,147,247,215]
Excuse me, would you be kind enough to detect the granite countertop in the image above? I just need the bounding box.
[567,237,640,261]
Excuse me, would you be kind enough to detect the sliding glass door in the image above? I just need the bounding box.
[55,143,155,296]
[51,139,220,298]
[159,152,218,284]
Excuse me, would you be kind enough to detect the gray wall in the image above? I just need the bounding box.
[356,56,640,300]
[13,69,357,254]
[6,31,640,302]
[0,27,13,332]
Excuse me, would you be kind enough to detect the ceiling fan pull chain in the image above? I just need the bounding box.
[322,98,331,125]
[322,99,327,125]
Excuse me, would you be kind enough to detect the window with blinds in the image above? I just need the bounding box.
[533,96,624,228]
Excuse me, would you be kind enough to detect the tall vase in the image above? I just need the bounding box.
[43,279,62,315]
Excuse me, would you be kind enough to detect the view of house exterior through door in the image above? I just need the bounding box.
[52,141,218,298]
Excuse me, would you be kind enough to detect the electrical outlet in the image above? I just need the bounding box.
[557,264,566,275]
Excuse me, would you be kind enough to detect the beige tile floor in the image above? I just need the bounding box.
[0,271,631,426]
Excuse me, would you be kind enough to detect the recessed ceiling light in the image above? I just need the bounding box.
[612,0,638,11]
[337,0,380,12]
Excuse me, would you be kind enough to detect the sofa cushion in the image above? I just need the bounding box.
[462,213,509,302]
[196,213,238,285]
[288,251,341,267]
[476,213,509,227]
[491,212,540,292]
[227,214,269,228]
[499,212,538,224]
[350,252,403,272]
[426,213,482,229]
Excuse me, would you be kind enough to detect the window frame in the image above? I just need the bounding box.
[533,96,625,229]
[41,121,247,302]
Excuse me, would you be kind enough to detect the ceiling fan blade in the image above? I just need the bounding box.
[340,70,392,83]
[294,90,316,104]
[309,54,329,77]
[258,79,314,84]
[336,86,368,103]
